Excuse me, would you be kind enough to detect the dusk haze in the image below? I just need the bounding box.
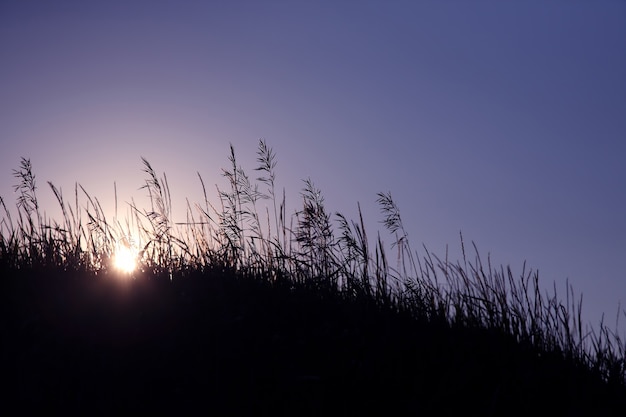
[1,1,625,414]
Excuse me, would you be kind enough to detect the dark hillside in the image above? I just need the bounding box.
[2,146,625,415]
[3,268,624,416]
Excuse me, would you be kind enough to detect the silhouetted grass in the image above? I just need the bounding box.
[1,140,625,415]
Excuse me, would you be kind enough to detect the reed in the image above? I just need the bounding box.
[1,140,624,413]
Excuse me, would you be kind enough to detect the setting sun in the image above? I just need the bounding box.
[113,237,138,274]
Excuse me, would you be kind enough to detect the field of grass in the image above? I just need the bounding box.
[2,140,625,415]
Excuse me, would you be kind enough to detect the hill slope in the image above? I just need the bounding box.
[3,268,625,416]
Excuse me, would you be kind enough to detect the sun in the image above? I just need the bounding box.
[113,237,138,274]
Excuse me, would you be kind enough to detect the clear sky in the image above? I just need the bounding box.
[1,1,625,334]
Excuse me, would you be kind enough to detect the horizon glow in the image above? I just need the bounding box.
[113,237,138,274]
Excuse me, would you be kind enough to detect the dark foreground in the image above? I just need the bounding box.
[3,269,625,416]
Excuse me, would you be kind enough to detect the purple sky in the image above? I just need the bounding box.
[1,1,625,334]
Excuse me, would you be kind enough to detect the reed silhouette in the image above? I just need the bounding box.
[2,141,625,415]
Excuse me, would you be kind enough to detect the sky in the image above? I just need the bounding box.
[1,1,625,335]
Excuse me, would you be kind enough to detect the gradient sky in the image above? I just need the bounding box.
[1,1,625,335]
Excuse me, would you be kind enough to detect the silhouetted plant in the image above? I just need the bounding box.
[1,140,624,393]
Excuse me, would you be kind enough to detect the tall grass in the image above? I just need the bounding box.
[1,139,624,389]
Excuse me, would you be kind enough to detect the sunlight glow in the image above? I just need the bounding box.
[113,237,138,274]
